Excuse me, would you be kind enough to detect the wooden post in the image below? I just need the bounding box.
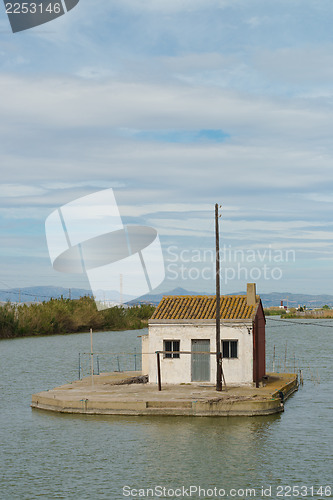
[215,203,222,391]
[299,369,303,385]
[90,328,94,387]
[157,351,162,391]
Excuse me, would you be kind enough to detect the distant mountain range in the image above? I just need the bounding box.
[0,286,92,304]
[0,286,138,304]
[130,287,333,308]
[2,285,333,309]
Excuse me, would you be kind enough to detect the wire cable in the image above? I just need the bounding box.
[267,317,333,328]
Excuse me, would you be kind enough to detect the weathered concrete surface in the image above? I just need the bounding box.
[31,372,298,417]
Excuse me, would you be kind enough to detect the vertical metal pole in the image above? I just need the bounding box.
[157,351,162,391]
[97,355,100,375]
[273,345,276,373]
[134,348,137,371]
[117,356,120,372]
[215,203,222,391]
[78,353,81,380]
[90,328,94,387]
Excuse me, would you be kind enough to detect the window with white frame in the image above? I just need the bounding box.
[164,340,180,358]
[222,340,238,358]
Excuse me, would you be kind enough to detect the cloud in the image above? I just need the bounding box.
[245,17,263,28]
[118,203,239,217]
[107,0,239,14]
[0,74,331,141]
[2,1,333,293]
[0,184,47,197]
[254,45,333,88]
[41,181,125,190]
[304,193,333,204]
[149,216,333,240]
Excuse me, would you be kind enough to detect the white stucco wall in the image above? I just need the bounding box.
[144,322,254,386]
[141,335,149,375]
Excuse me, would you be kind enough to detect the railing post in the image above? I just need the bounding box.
[134,348,137,371]
[97,355,100,375]
[78,353,81,380]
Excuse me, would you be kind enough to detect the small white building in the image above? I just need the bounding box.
[142,283,266,386]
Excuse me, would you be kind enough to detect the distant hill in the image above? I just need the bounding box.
[0,285,135,304]
[2,286,333,309]
[0,286,92,303]
[129,288,333,308]
[127,287,210,305]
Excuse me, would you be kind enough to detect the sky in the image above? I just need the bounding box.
[1,0,333,298]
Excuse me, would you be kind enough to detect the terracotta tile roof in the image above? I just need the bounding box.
[151,295,259,321]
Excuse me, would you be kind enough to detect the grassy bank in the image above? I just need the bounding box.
[264,309,287,316]
[283,311,333,319]
[0,296,156,339]
[264,307,333,319]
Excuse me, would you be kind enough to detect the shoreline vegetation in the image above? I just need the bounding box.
[2,298,332,340]
[264,307,333,319]
[0,296,156,340]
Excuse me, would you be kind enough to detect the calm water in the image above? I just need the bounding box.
[0,319,332,500]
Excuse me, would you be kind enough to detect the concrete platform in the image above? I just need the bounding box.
[31,372,298,417]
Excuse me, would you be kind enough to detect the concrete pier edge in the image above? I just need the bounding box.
[31,372,298,417]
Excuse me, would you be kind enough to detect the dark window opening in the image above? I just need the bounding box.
[164,340,180,359]
[222,340,238,359]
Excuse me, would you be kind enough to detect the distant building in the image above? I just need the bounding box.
[142,283,266,386]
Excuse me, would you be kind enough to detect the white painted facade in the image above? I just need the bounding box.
[142,320,254,386]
